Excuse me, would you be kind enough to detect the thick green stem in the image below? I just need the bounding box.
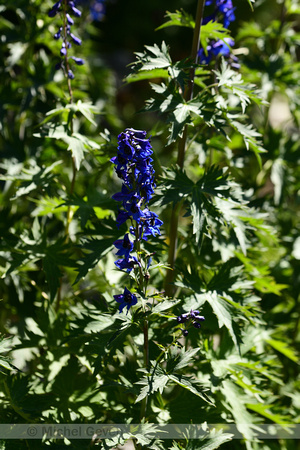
[165,0,205,296]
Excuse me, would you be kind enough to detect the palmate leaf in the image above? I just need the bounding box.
[42,100,100,126]
[74,237,116,284]
[156,10,195,31]
[159,165,252,246]
[74,218,122,283]
[135,369,212,405]
[168,347,201,372]
[177,262,254,348]
[213,59,267,113]
[42,239,78,301]
[220,379,260,442]
[200,21,232,51]
[202,291,241,349]
[0,335,19,373]
[184,429,233,450]
[168,374,213,404]
[4,227,77,301]
[131,41,172,72]
[227,119,266,169]
[0,159,61,199]
[34,123,100,169]
[60,190,113,228]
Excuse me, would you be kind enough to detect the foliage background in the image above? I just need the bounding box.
[0,0,299,449]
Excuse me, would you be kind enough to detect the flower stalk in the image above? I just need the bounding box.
[165,0,205,296]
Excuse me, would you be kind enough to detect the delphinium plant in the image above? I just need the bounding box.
[0,0,299,449]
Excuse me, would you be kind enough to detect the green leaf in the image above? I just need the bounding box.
[0,160,61,199]
[168,374,213,404]
[135,372,169,403]
[133,42,172,72]
[42,239,77,301]
[199,290,241,349]
[220,379,258,441]
[156,10,195,30]
[74,237,116,283]
[213,59,266,113]
[73,100,100,126]
[266,339,299,363]
[187,430,233,450]
[170,347,201,372]
[246,403,291,424]
[158,167,194,206]
[125,68,169,84]
[0,335,19,373]
[34,123,99,169]
[200,21,231,50]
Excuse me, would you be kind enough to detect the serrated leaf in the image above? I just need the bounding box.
[156,10,195,31]
[200,21,231,50]
[0,335,19,373]
[73,100,99,126]
[168,374,213,404]
[246,403,291,424]
[135,374,169,403]
[74,237,116,283]
[220,379,259,441]
[137,42,172,71]
[190,431,233,450]
[200,290,240,349]
[266,339,299,363]
[170,347,201,372]
[151,299,181,314]
[125,68,169,84]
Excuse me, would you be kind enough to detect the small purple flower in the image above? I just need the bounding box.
[114,256,140,273]
[114,233,134,259]
[176,310,205,335]
[48,1,62,17]
[198,38,236,65]
[189,310,200,319]
[114,287,138,314]
[177,313,190,323]
[71,56,85,65]
[70,33,82,46]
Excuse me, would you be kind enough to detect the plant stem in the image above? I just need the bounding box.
[135,224,150,421]
[164,0,205,296]
[55,0,76,312]
[140,318,149,420]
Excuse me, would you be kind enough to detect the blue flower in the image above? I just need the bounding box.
[198,38,237,65]
[199,0,238,67]
[114,287,138,314]
[114,233,134,259]
[114,256,140,273]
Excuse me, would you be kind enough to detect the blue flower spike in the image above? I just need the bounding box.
[48,0,84,78]
[111,128,163,313]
